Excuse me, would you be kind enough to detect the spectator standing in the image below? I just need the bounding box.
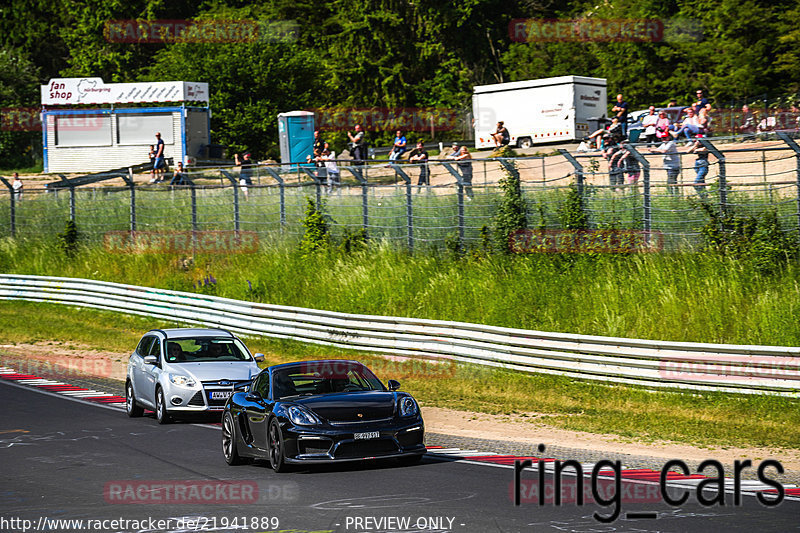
[312,130,326,158]
[693,90,710,114]
[687,140,709,198]
[490,121,510,148]
[153,132,166,182]
[169,162,188,186]
[612,94,629,137]
[606,144,624,188]
[11,172,22,201]
[388,130,407,162]
[449,146,473,200]
[650,138,681,195]
[147,145,158,183]
[444,141,460,158]
[668,99,678,108]
[619,148,641,184]
[408,141,429,188]
[641,106,659,144]
[319,149,340,194]
[348,124,366,162]
[235,152,255,199]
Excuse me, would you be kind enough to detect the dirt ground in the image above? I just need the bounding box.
[3,341,799,472]
[15,139,800,193]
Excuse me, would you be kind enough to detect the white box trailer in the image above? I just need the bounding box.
[472,75,607,149]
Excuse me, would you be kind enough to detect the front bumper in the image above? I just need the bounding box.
[281,417,425,463]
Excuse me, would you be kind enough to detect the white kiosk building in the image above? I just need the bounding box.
[41,77,210,173]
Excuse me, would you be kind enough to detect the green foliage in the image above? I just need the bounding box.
[558,183,589,230]
[492,161,527,252]
[299,197,330,255]
[698,203,798,274]
[57,220,79,257]
[338,227,367,254]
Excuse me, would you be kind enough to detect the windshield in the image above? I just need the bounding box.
[166,337,252,363]
[272,361,385,399]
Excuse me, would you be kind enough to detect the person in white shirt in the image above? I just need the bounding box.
[641,106,659,144]
[11,173,23,201]
[319,149,340,193]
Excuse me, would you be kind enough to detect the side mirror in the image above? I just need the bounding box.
[254,353,265,363]
[387,379,401,391]
[245,391,261,402]
[143,355,157,365]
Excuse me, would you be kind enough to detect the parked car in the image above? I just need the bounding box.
[221,360,426,472]
[126,328,264,423]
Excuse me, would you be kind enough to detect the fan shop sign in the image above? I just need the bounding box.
[42,78,209,106]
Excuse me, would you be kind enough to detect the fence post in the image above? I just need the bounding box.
[698,139,726,215]
[69,186,76,222]
[302,167,323,207]
[441,162,465,250]
[624,145,651,235]
[345,167,369,238]
[190,182,198,252]
[776,132,800,236]
[558,149,584,195]
[263,167,286,228]
[121,171,136,233]
[0,177,15,238]
[390,164,414,252]
[220,170,240,233]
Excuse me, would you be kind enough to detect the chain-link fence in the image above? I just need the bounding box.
[2,132,800,252]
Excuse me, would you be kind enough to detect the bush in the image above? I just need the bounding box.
[558,183,589,230]
[299,197,330,255]
[493,160,528,252]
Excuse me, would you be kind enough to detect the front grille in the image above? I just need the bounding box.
[187,391,205,406]
[335,439,399,459]
[202,379,251,389]
[329,417,393,426]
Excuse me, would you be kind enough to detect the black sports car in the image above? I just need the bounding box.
[221,360,426,471]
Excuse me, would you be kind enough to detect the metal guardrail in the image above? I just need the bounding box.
[1,274,798,397]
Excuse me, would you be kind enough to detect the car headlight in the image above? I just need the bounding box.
[398,396,418,417]
[168,374,196,387]
[287,405,321,426]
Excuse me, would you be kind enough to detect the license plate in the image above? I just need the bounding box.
[354,431,380,440]
[209,391,233,400]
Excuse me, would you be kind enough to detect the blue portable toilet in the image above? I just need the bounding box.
[278,111,315,169]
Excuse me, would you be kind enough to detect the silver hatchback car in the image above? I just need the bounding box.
[125,328,264,423]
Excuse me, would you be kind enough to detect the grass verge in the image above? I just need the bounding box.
[1,300,799,450]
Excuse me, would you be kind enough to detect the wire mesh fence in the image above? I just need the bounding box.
[2,133,800,252]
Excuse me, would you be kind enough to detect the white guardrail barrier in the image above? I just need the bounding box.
[1,274,799,397]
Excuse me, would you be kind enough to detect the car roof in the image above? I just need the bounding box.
[267,359,365,372]
[147,328,235,339]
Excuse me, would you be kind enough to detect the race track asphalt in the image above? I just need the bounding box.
[1,380,797,533]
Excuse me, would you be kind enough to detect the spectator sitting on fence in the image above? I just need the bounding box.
[586,117,623,150]
[12,172,23,201]
[490,121,510,148]
[737,105,756,134]
[641,106,659,144]
[670,108,702,140]
[408,141,429,189]
[317,148,340,194]
[655,110,671,142]
[169,162,188,186]
[388,130,407,162]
